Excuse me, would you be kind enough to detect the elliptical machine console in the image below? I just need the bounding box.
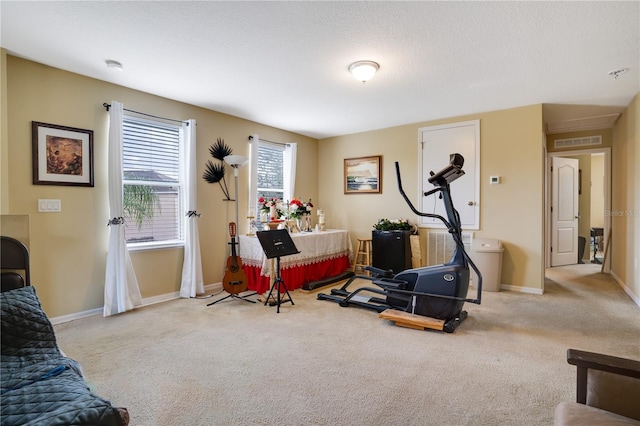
[317,153,482,333]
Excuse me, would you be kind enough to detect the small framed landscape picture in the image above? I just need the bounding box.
[32,121,94,187]
[344,155,382,194]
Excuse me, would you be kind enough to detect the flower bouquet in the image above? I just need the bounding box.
[258,197,284,221]
[288,198,313,219]
[288,198,314,231]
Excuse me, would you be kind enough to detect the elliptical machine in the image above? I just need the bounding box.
[317,153,482,333]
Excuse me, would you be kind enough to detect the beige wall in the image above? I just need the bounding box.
[4,54,637,318]
[561,154,592,250]
[577,155,592,248]
[590,154,605,229]
[1,49,8,213]
[319,105,545,291]
[611,92,639,300]
[3,56,318,317]
[545,131,614,266]
[546,128,613,152]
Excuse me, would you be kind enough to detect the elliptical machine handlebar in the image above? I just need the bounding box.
[394,158,483,304]
[395,162,453,229]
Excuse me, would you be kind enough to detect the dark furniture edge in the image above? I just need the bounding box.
[567,348,640,404]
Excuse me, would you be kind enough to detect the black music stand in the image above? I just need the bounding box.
[257,229,300,313]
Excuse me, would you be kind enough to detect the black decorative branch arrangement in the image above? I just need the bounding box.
[203,138,233,200]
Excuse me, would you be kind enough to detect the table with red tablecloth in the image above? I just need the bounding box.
[238,229,353,294]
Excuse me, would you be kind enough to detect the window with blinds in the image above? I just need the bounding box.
[122,116,183,247]
[256,143,285,212]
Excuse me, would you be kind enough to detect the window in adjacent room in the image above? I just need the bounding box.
[122,116,183,248]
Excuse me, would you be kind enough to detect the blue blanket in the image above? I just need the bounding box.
[1,286,128,426]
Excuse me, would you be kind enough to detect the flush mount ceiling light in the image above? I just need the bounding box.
[105,59,123,71]
[607,68,629,79]
[349,61,379,83]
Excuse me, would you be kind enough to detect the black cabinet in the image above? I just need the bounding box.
[372,230,412,274]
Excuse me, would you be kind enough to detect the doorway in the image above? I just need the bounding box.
[546,148,611,272]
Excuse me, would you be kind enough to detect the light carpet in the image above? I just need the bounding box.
[54,264,639,425]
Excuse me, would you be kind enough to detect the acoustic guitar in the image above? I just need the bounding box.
[222,222,248,294]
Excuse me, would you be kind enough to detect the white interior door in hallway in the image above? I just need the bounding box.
[551,156,579,266]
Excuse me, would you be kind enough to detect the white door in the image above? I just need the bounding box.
[419,120,479,230]
[551,157,579,266]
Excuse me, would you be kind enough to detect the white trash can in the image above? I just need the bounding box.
[470,238,503,292]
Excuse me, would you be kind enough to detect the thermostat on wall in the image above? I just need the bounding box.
[490,176,501,185]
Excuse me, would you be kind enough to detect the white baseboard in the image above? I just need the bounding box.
[205,282,223,292]
[499,284,544,295]
[50,282,223,325]
[143,291,180,306]
[469,282,543,295]
[50,307,103,325]
[610,271,640,308]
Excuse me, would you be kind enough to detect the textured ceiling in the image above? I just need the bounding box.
[2,1,638,139]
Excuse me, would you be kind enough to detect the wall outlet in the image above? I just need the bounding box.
[490,176,501,185]
[38,199,61,212]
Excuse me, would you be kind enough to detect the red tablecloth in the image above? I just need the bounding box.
[243,255,350,294]
[239,230,353,294]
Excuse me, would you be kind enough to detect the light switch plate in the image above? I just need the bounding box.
[38,199,61,212]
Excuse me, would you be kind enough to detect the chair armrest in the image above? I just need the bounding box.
[567,349,640,404]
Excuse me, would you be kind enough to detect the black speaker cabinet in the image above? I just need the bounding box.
[372,230,412,274]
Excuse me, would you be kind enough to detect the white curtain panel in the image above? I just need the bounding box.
[283,142,297,202]
[248,134,259,209]
[180,119,205,298]
[104,101,142,316]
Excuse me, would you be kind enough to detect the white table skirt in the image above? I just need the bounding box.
[239,229,353,277]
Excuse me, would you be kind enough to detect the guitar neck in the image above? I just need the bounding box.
[230,237,238,257]
[228,222,239,258]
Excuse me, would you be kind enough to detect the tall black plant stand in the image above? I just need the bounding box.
[256,229,300,313]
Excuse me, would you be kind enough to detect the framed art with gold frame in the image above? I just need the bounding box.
[344,155,381,194]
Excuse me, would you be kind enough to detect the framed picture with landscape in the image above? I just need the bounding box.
[32,121,94,187]
[344,155,381,194]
